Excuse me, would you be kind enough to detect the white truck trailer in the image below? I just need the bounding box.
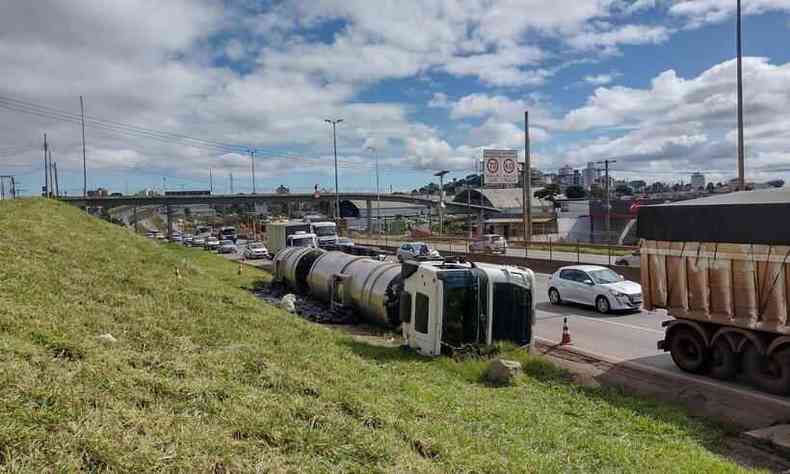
[266,221,317,254]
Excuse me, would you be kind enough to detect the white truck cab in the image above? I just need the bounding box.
[287,231,318,248]
[400,260,535,356]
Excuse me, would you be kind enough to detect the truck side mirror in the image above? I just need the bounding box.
[399,291,412,323]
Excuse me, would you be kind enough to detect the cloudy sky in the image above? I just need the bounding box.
[1,0,789,195]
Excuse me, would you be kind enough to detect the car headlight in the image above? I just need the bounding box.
[609,289,625,297]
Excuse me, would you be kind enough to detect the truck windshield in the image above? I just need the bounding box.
[492,283,531,345]
[314,226,336,236]
[292,237,314,247]
[441,271,481,348]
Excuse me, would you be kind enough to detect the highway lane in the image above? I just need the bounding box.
[353,237,622,266]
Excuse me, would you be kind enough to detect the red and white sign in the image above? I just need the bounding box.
[483,149,519,185]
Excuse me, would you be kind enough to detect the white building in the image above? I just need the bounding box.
[583,162,601,190]
[691,172,705,189]
[558,165,574,186]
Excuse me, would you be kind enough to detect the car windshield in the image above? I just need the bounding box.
[589,269,621,284]
[416,244,433,255]
[314,226,336,236]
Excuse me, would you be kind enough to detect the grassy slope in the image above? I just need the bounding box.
[0,199,751,473]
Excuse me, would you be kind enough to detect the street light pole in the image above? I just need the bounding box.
[249,148,256,194]
[325,119,343,219]
[595,159,616,243]
[368,146,381,235]
[434,170,449,235]
[736,0,745,191]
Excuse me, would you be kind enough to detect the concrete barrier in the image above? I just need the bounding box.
[368,244,641,282]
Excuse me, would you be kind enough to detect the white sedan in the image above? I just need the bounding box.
[547,265,642,313]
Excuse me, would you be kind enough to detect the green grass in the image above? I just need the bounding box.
[0,199,753,472]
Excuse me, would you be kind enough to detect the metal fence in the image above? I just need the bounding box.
[0,176,17,200]
[350,232,639,267]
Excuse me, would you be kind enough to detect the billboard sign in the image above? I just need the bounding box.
[483,149,519,185]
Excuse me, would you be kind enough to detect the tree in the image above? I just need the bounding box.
[534,183,560,201]
[615,184,633,196]
[276,185,290,194]
[565,185,587,199]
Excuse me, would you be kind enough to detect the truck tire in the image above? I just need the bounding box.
[709,338,738,381]
[668,327,708,374]
[743,344,790,395]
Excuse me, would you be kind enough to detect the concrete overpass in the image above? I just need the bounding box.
[60,192,500,213]
[61,192,501,235]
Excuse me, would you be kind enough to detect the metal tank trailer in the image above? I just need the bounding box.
[273,247,536,356]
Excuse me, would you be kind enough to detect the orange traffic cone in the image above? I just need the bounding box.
[560,317,572,345]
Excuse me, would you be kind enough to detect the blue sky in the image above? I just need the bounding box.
[1,0,790,196]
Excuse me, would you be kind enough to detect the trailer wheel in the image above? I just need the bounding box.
[668,327,708,374]
[743,344,790,395]
[709,338,738,381]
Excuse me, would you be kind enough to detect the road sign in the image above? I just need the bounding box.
[483,149,518,185]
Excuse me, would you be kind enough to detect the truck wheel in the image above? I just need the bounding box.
[548,288,561,305]
[668,327,708,374]
[709,339,738,381]
[595,296,610,314]
[743,344,790,395]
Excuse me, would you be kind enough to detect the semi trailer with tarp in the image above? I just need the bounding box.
[637,189,790,394]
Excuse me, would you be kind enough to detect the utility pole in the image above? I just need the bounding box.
[249,148,256,194]
[736,0,745,191]
[434,170,449,235]
[42,133,48,197]
[523,111,532,244]
[368,146,381,234]
[48,149,54,198]
[595,159,616,243]
[325,119,343,219]
[53,161,59,197]
[80,96,88,197]
[209,168,213,194]
[229,173,234,194]
[162,176,167,195]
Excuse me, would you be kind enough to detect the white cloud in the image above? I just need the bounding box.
[670,0,790,28]
[568,24,671,53]
[428,92,450,108]
[583,72,621,85]
[554,57,790,181]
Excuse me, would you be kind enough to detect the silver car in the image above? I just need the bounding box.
[243,242,269,259]
[217,239,237,254]
[396,242,440,262]
[548,265,642,313]
[469,234,508,254]
[204,237,220,251]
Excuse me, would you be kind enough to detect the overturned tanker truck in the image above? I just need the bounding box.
[638,189,790,395]
[273,247,535,356]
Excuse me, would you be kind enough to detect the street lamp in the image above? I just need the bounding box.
[367,146,381,235]
[325,119,343,219]
[434,170,449,235]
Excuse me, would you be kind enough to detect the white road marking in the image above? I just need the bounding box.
[563,314,666,335]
